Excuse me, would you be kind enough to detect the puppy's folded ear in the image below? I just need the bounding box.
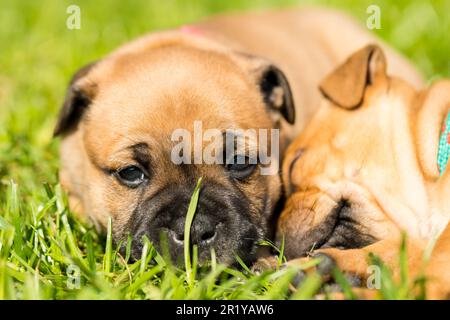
[415,80,450,180]
[258,65,295,124]
[236,54,295,125]
[319,44,387,109]
[53,62,98,136]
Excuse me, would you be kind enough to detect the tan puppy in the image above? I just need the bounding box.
[280,44,450,298]
[54,8,422,265]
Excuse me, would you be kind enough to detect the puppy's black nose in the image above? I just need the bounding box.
[169,215,218,247]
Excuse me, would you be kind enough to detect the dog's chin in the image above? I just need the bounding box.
[282,200,377,259]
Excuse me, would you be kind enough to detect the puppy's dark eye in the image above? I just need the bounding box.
[116,166,146,187]
[225,155,256,179]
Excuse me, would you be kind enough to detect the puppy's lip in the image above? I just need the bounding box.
[283,183,378,256]
[313,200,349,249]
[314,199,377,251]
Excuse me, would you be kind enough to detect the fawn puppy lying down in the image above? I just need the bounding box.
[279,44,450,298]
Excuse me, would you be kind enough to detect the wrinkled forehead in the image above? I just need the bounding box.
[309,81,416,143]
[291,81,419,180]
[82,47,272,158]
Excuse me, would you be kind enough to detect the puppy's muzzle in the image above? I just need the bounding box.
[129,183,257,265]
[169,215,219,247]
[163,197,222,250]
[278,197,376,259]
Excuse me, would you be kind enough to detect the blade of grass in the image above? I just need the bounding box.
[125,233,132,263]
[210,248,217,272]
[235,254,252,274]
[290,272,322,300]
[398,232,410,298]
[103,216,113,274]
[263,268,298,299]
[332,268,357,300]
[139,236,150,275]
[86,232,96,272]
[277,236,286,267]
[192,244,198,283]
[61,214,89,274]
[184,177,202,286]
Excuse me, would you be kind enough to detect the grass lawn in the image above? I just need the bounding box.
[0,0,448,299]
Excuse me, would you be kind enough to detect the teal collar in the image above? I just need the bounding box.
[438,111,450,175]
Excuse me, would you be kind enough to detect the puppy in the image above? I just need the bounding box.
[54,8,422,265]
[280,44,450,298]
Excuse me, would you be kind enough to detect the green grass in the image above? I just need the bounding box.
[0,180,316,299]
[0,0,449,300]
[184,177,202,286]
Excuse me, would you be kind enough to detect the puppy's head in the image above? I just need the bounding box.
[54,33,296,265]
[279,44,450,258]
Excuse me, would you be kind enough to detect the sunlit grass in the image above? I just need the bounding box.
[0,180,319,299]
[0,179,431,300]
[0,0,448,300]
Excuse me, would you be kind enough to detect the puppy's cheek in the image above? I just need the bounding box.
[211,198,263,264]
[215,221,260,265]
[237,177,279,232]
[276,191,325,237]
[224,181,276,263]
[238,224,262,262]
[276,191,335,258]
[99,186,140,240]
[247,175,282,219]
[265,174,282,215]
